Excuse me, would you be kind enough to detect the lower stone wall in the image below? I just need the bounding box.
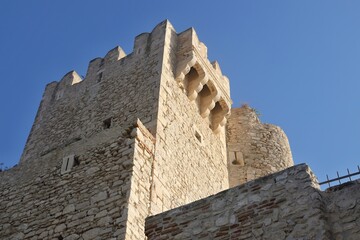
[0,137,132,240]
[146,164,332,239]
[326,180,360,239]
[0,124,147,240]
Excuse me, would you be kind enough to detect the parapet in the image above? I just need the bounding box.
[174,27,232,133]
[19,21,173,164]
[19,19,232,165]
[227,104,294,186]
[145,164,327,239]
[146,164,360,239]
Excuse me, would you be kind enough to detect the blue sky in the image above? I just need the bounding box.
[0,1,359,184]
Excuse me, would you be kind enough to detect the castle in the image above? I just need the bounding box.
[0,20,359,240]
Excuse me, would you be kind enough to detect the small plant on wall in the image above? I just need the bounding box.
[241,103,261,118]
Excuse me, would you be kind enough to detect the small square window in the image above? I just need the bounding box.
[103,118,112,129]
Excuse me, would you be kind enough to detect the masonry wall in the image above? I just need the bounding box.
[148,22,231,214]
[145,164,333,240]
[1,21,234,239]
[227,105,293,187]
[20,21,168,164]
[124,120,155,240]
[1,132,136,240]
[0,120,159,240]
[326,180,360,239]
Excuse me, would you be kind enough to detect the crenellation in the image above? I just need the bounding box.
[85,57,104,82]
[19,22,169,164]
[1,20,359,240]
[104,46,126,64]
[211,60,222,75]
[59,70,82,87]
[174,27,231,127]
[133,32,150,56]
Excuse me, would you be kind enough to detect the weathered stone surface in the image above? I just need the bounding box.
[0,21,231,239]
[55,224,66,233]
[146,165,360,239]
[227,105,294,187]
[1,20,358,240]
[82,228,100,240]
[63,204,76,214]
[64,234,80,240]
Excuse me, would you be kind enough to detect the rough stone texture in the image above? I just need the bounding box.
[19,23,164,164]
[325,180,360,239]
[227,105,294,186]
[0,133,135,239]
[0,21,232,239]
[1,20,355,240]
[150,23,230,214]
[146,164,360,240]
[0,119,155,240]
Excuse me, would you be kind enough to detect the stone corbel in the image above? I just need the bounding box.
[175,56,197,84]
[211,99,230,133]
[199,86,220,118]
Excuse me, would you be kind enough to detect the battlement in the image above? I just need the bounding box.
[20,20,232,164]
[42,20,172,108]
[175,27,231,132]
[1,20,234,239]
[6,20,350,240]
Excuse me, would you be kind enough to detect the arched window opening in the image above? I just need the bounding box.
[210,101,226,132]
[184,67,200,99]
[197,84,212,117]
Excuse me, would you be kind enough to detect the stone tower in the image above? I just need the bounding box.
[227,104,293,186]
[1,20,359,240]
[0,20,233,239]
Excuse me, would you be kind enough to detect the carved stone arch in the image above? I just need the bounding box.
[210,97,230,133]
[183,62,207,101]
[197,80,219,118]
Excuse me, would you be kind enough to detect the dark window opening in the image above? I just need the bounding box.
[97,72,103,83]
[197,84,212,116]
[73,156,80,166]
[103,118,112,129]
[195,131,202,143]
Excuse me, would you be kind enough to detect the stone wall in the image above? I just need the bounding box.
[227,105,293,187]
[1,21,235,239]
[4,20,354,240]
[145,164,333,239]
[0,119,158,240]
[20,21,168,164]
[1,131,135,239]
[148,22,231,214]
[124,120,155,240]
[325,180,360,239]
